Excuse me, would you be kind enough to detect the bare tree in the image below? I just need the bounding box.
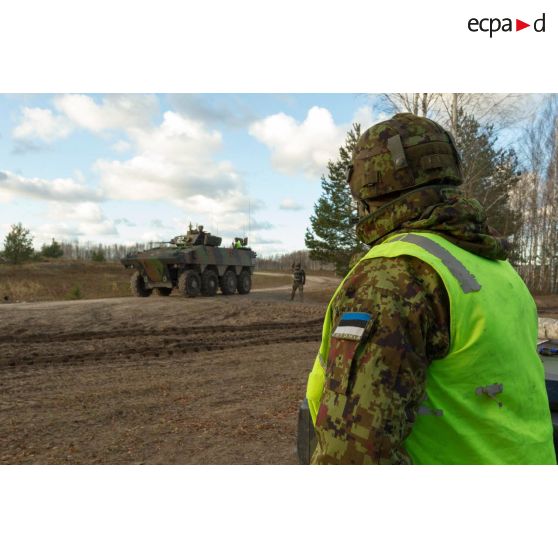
[380,93,441,117]
[379,93,537,139]
[376,93,558,294]
[513,95,558,294]
[256,250,334,272]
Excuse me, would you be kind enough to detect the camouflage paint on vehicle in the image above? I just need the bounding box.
[129,245,255,282]
[121,225,257,296]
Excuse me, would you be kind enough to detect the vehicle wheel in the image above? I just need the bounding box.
[178,270,201,297]
[155,287,172,296]
[220,269,237,295]
[237,270,251,294]
[201,269,219,296]
[130,271,153,297]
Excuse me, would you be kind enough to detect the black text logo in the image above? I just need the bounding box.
[468,13,546,37]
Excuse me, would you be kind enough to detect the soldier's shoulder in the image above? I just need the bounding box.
[345,255,440,294]
[331,256,446,324]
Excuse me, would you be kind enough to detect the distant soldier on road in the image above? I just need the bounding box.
[291,263,306,301]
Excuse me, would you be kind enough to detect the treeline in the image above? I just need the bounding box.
[305,93,558,294]
[455,96,558,294]
[512,98,558,294]
[4,95,558,293]
[0,228,163,264]
[255,250,334,272]
[55,241,162,261]
[0,228,330,273]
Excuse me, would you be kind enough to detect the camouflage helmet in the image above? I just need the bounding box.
[347,113,462,203]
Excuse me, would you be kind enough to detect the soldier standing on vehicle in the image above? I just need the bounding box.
[303,113,556,465]
[291,263,305,301]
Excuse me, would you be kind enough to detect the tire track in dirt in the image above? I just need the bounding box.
[0,318,324,344]
[0,319,323,372]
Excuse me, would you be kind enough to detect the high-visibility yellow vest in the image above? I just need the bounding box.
[306,232,556,464]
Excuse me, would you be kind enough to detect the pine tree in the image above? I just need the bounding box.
[305,124,363,275]
[2,223,34,264]
[91,248,106,262]
[456,112,521,243]
[41,238,64,258]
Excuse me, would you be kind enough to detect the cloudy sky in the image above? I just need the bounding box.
[0,93,387,255]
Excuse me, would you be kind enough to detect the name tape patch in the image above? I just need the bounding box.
[332,312,372,341]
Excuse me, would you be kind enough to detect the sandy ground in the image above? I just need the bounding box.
[0,274,339,464]
[2,272,556,465]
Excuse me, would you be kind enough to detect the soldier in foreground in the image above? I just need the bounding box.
[304,113,556,464]
[291,263,306,301]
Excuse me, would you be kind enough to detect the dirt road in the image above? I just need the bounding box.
[0,280,337,464]
[2,271,554,465]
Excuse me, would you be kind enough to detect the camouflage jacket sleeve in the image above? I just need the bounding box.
[312,255,450,464]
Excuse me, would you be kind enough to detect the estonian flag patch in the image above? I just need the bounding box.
[332,312,372,341]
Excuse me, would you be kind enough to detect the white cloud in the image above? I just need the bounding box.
[54,94,158,133]
[73,169,86,183]
[27,202,118,245]
[12,107,73,144]
[215,216,272,234]
[250,236,282,246]
[92,109,269,235]
[248,235,285,257]
[179,208,272,239]
[0,222,11,237]
[249,105,384,178]
[47,202,105,223]
[111,140,132,153]
[139,230,167,242]
[149,219,165,228]
[279,197,303,211]
[36,220,118,240]
[115,218,136,227]
[11,95,158,149]
[9,99,247,210]
[33,202,119,242]
[0,170,102,202]
[97,111,242,202]
[168,94,255,127]
[249,106,343,178]
[353,105,377,130]
[6,96,268,245]
[179,190,263,216]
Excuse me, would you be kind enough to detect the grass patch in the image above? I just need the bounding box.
[0,261,131,302]
[66,285,83,300]
[251,272,292,290]
[0,264,327,302]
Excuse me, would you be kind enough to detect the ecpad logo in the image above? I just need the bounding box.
[468,13,546,37]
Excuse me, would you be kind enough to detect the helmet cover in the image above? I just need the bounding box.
[347,113,462,203]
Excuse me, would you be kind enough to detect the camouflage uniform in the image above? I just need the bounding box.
[291,265,305,301]
[310,113,510,464]
[312,189,509,464]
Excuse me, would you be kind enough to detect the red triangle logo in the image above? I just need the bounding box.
[516,19,530,31]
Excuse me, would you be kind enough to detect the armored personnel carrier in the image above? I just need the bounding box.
[121,225,256,297]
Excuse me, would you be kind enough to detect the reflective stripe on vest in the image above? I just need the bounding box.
[305,231,556,464]
[386,233,481,293]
